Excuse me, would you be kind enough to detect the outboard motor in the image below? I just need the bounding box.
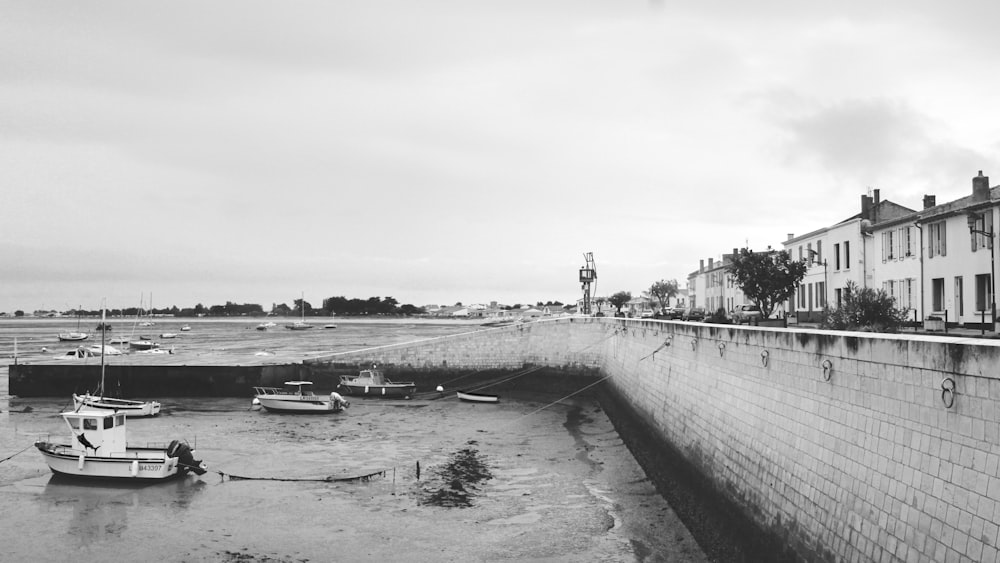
[167,439,208,475]
[330,391,349,409]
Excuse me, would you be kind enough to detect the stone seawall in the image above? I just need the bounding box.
[309,316,1000,563]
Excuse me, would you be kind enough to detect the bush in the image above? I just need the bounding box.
[820,281,908,333]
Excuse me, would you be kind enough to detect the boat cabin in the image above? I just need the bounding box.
[355,369,387,385]
[61,411,127,456]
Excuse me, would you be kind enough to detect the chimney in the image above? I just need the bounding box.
[923,194,936,209]
[708,257,714,269]
[872,189,880,224]
[787,233,794,241]
[861,194,871,220]
[973,170,990,201]
[699,259,704,273]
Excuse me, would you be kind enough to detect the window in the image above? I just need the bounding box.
[834,243,841,270]
[817,240,822,263]
[808,283,814,311]
[932,278,945,312]
[844,241,851,268]
[835,288,843,307]
[83,418,98,431]
[928,221,947,258]
[883,230,895,261]
[955,277,964,317]
[817,281,826,307]
[903,227,914,257]
[975,274,992,312]
[104,416,113,429]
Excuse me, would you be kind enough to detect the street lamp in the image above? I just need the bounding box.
[967,212,996,330]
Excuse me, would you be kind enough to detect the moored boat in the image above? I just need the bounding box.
[457,390,500,403]
[74,308,162,417]
[252,381,349,414]
[34,410,206,480]
[58,331,89,342]
[338,366,416,398]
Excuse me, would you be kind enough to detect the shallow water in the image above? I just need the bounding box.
[0,319,707,562]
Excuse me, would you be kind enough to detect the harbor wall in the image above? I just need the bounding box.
[309,317,1000,563]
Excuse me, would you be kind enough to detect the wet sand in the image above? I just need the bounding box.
[1,387,707,562]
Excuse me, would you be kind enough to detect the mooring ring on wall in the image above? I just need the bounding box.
[821,359,833,381]
[664,335,672,347]
[718,342,726,357]
[941,377,956,409]
[761,350,770,367]
[690,338,698,351]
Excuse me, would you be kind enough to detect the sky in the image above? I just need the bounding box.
[3,1,1000,313]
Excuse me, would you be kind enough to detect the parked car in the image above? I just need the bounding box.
[682,307,706,321]
[732,304,763,324]
[662,307,685,320]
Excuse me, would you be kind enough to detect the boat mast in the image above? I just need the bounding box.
[99,306,106,394]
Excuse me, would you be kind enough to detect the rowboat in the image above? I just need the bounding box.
[338,366,416,398]
[34,410,206,481]
[252,381,349,414]
[457,391,500,404]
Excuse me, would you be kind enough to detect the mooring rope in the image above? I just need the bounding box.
[199,466,391,483]
[0,442,36,465]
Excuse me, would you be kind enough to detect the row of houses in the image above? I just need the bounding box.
[688,171,998,329]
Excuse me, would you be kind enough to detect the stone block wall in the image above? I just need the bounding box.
[312,316,1000,562]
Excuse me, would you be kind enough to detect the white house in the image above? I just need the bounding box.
[783,190,915,322]
[917,171,999,329]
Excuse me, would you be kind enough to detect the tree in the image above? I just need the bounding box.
[608,291,632,316]
[821,281,908,332]
[726,247,807,319]
[648,279,679,311]
[594,296,607,314]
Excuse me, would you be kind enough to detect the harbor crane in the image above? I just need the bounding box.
[579,252,597,315]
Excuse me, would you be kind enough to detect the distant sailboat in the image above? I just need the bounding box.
[74,308,162,417]
[58,307,89,342]
[285,292,314,330]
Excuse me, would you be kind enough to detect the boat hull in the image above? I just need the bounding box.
[457,391,500,403]
[257,397,344,413]
[73,394,162,417]
[35,443,181,480]
[58,332,89,342]
[338,382,416,398]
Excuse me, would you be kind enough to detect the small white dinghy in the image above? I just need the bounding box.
[456,390,500,404]
[34,410,207,481]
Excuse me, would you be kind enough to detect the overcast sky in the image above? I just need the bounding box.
[3,1,1000,313]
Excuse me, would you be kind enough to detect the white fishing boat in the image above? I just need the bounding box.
[160,333,178,339]
[256,321,277,331]
[180,325,191,331]
[34,410,206,480]
[73,308,162,417]
[252,381,349,414]
[338,366,416,398]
